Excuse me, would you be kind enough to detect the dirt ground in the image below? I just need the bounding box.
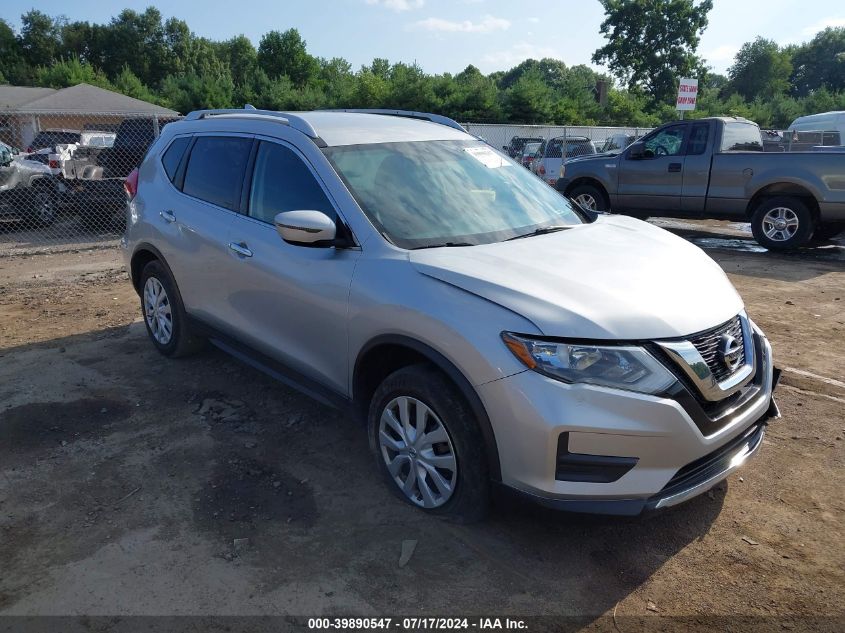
[0,221,843,632]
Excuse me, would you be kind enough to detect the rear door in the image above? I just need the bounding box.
[222,137,361,394]
[157,133,254,330]
[617,124,688,213]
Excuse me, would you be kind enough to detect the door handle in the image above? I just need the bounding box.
[228,242,253,258]
[160,209,176,223]
[668,163,682,173]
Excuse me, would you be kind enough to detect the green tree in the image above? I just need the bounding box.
[0,19,30,84]
[257,29,319,87]
[35,56,112,89]
[113,64,158,103]
[219,35,258,88]
[504,68,554,123]
[18,10,61,69]
[723,38,792,101]
[790,27,845,96]
[160,69,234,112]
[593,0,713,106]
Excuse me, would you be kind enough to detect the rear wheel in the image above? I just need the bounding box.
[750,197,814,250]
[139,260,205,357]
[568,183,608,213]
[368,364,490,523]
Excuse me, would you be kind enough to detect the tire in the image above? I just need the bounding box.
[750,196,814,250]
[30,185,57,227]
[368,364,490,523]
[813,222,845,242]
[139,260,205,358]
[568,183,608,212]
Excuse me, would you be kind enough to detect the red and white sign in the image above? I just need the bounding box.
[676,78,698,111]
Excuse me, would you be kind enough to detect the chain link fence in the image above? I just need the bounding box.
[463,123,652,184]
[1,110,180,256]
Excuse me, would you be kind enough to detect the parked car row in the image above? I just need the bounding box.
[554,116,845,249]
[1,119,176,233]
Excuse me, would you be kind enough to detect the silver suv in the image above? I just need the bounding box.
[123,107,779,521]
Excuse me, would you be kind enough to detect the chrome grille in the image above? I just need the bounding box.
[689,316,746,382]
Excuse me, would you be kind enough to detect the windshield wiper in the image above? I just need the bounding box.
[505,226,570,241]
[411,242,475,250]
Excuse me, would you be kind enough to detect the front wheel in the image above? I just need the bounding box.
[568,183,608,213]
[750,197,814,250]
[30,186,57,227]
[368,364,490,523]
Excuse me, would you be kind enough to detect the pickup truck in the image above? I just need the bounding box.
[555,116,845,249]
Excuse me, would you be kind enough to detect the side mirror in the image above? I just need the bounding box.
[627,142,645,159]
[274,210,336,246]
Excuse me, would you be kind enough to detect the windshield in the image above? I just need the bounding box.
[323,140,584,249]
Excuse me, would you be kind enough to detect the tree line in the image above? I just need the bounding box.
[1,3,844,129]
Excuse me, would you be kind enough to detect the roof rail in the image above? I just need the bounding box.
[183,106,320,139]
[326,109,466,132]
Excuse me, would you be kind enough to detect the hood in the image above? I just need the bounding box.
[409,215,742,340]
[565,152,619,165]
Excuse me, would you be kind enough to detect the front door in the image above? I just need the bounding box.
[617,123,688,213]
[223,138,361,395]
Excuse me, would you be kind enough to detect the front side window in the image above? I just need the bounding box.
[642,125,686,157]
[248,141,335,224]
[324,140,584,249]
[182,136,252,211]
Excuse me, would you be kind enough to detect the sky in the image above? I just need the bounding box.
[2,0,845,77]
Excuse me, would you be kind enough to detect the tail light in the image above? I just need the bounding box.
[49,159,59,169]
[26,146,33,153]
[539,165,546,175]
[124,168,139,200]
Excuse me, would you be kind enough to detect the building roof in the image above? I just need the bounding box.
[0,86,57,109]
[0,83,178,115]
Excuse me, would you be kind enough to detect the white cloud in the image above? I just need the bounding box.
[704,44,739,63]
[801,16,845,35]
[412,14,511,33]
[480,42,562,71]
[366,0,424,11]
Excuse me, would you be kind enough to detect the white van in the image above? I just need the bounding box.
[786,111,845,149]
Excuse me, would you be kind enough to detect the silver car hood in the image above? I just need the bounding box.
[409,215,743,340]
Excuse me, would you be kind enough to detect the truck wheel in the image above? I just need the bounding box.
[813,222,844,242]
[30,185,57,227]
[750,197,814,250]
[368,364,490,523]
[568,184,608,212]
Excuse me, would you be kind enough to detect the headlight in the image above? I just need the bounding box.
[559,164,566,179]
[501,332,676,394]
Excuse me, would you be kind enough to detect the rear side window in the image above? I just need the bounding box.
[182,136,253,211]
[720,123,763,152]
[687,123,709,155]
[248,141,334,224]
[161,137,190,182]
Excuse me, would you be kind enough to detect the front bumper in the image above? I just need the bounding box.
[478,327,778,515]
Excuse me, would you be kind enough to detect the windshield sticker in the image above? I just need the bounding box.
[464,146,511,169]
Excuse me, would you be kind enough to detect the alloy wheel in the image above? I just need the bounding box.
[574,193,597,211]
[378,396,457,508]
[762,207,799,242]
[143,276,173,345]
